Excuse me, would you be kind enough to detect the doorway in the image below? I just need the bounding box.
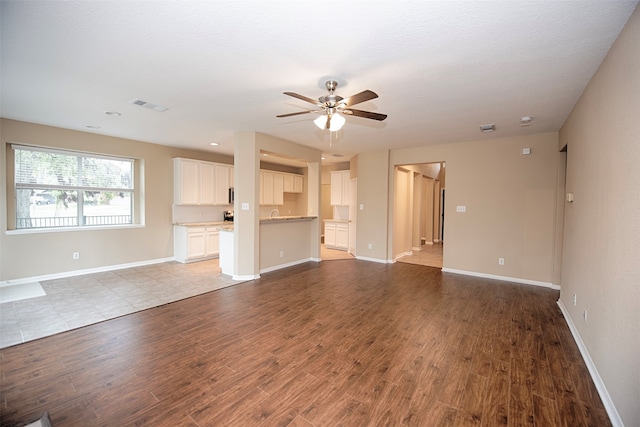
[394,162,445,269]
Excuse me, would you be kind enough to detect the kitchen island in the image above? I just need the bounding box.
[259,216,318,273]
[218,216,319,279]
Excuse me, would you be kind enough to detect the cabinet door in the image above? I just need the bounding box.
[341,172,350,206]
[214,164,231,205]
[187,229,206,259]
[175,158,200,205]
[324,223,336,247]
[262,171,274,205]
[330,172,343,205]
[199,162,216,205]
[283,174,294,193]
[205,229,219,257]
[273,173,284,205]
[293,175,303,193]
[336,224,349,249]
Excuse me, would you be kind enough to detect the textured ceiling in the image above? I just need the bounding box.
[1,1,637,163]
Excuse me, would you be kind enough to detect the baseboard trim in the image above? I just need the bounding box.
[441,268,560,290]
[231,274,260,281]
[394,251,413,261]
[0,257,175,287]
[557,300,622,427]
[355,255,393,264]
[260,258,313,274]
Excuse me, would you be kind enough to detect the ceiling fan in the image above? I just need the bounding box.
[277,80,387,131]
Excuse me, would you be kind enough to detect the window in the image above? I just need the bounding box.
[13,145,134,230]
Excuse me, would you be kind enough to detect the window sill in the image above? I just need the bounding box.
[5,224,145,235]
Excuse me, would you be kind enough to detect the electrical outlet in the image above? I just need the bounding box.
[368,243,373,249]
[498,258,505,265]
[583,309,588,322]
[279,251,284,258]
[573,294,577,306]
[72,252,80,260]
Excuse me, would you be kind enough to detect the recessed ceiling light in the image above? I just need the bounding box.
[479,124,496,133]
[210,142,219,146]
[85,125,100,129]
[104,111,122,117]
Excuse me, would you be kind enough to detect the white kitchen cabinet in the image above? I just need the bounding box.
[174,225,220,263]
[260,170,284,205]
[174,158,233,206]
[174,158,200,205]
[324,220,349,250]
[283,173,303,193]
[330,170,350,206]
[214,164,232,205]
[273,173,284,205]
[199,162,216,205]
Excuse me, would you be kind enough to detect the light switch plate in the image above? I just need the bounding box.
[241,202,249,210]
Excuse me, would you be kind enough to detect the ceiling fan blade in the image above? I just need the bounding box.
[283,92,318,105]
[343,108,387,121]
[276,110,315,118]
[343,90,378,107]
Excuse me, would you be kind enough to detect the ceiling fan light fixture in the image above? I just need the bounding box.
[314,112,345,131]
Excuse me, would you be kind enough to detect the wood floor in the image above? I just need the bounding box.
[0,260,610,426]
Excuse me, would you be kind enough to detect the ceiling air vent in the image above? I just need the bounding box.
[131,99,169,112]
[479,123,496,133]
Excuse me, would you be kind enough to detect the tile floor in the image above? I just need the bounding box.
[0,259,241,349]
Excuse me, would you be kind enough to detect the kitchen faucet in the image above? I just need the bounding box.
[270,209,280,218]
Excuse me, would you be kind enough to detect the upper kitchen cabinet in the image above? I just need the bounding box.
[283,173,303,194]
[174,158,233,206]
[260,170,303,205]
[260,170,284,206]
[330,170,350,206]
[214,164,233,205]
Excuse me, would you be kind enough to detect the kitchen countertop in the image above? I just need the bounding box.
[174,221,232,227]
[323,219,349,223]
[260,215,317,223]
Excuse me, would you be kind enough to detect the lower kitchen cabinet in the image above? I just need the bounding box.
[324,221,349,250]
[174,225,220,263]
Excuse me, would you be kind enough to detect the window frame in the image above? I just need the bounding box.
[11,144,139,232]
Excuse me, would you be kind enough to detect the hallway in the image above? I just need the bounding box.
[397,243,443,269]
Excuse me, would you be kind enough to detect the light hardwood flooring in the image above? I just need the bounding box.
[0,259,610,426]
[397,243,444,269]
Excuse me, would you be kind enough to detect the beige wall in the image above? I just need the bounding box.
[354,133,562,285]
[233,131,322,278]
[1,119,233,282]
[559,5,639,425]
[354,150,390,259]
